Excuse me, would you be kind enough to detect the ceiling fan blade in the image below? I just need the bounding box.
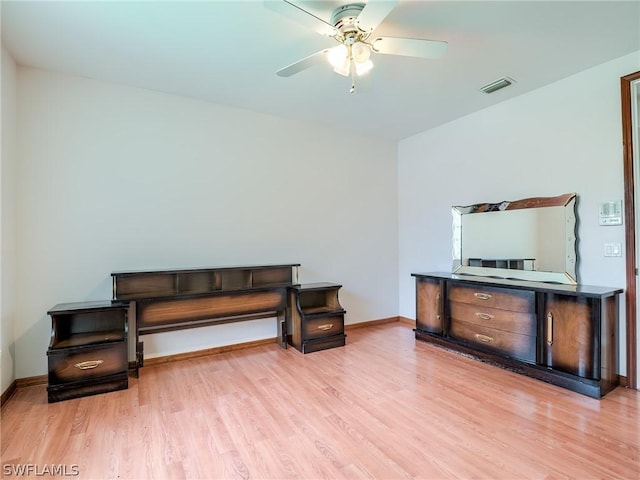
[264,0,336,36]
[277,49,330,77]
[372,36,448,59]
[356,0,398,33]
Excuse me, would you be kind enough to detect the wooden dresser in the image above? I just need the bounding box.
[412,272,622,398]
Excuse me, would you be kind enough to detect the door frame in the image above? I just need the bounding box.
[622,70,640,390]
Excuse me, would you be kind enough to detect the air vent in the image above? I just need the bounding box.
[480,77,515,94]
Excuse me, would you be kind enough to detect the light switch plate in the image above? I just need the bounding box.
[604,243,622,257]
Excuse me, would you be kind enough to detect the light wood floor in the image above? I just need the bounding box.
[2,322,639,479]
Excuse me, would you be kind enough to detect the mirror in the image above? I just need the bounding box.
[452,193,577,284]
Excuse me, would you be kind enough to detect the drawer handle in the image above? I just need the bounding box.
[475,312,494,321]
[74,360,104,370]
[546,311,553,346]
[474,293,492,301]
[317,324,333,331]
[475,334,493,343]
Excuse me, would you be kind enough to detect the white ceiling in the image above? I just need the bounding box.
[2,1,639,141]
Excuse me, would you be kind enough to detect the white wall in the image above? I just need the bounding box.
[1,44,17,393]
[14,67,398,378]
[398,51,640,376]
[11,52,639,382]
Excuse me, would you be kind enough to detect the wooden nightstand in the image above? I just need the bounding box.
[46,300,129,402]
[287,283,346,353]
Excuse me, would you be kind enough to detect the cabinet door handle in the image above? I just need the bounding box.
[74,360,104,370]
[317,324,333,331]
[436,292,441,320]
[475,312,494,321]
[475,334,493,343]
[546,312,553,346]
[474,293,492,301]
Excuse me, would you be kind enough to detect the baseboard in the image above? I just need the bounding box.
[397,316,416,327]
[142,337,278,368]
[618,375,629,388]
[345,316,399,330]
[345,316,415,330]
[2,374,50,408]
[1,380,17,408]
[16,374,48,388]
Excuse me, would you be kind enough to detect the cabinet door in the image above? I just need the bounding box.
[542,294,596,379]
[416,278,443,334]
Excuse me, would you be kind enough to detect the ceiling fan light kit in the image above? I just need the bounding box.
[268,0,448,93]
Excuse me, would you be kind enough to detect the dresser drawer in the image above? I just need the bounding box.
[48,342,128,385]
[449,301,536,336]
[303,315,344,341]
[448,284,534,312]
[450,320,536,363]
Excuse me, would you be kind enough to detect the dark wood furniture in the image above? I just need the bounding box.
[287,283,346,353]
[46,264,347,401]
[111,264,303,375]
[46,300,129,402]
[412,272,622,398]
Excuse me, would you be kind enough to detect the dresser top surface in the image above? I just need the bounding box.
[412,272,623,297]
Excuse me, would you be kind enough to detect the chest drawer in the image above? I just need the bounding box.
[303,314,344,341]
[449,301,536,336]
[48,342,128,385]
[450,320,536,363]
[448,284,534,312]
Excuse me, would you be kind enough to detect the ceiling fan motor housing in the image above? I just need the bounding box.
[331,3,366,33]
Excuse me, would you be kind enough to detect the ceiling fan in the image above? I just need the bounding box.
[266,0,448,93]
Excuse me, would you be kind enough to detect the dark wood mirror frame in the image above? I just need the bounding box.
[622,70,639,390]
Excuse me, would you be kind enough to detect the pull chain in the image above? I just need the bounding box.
[348,44,356,94]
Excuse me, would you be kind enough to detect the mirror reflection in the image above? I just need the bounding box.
[452,193,577,284]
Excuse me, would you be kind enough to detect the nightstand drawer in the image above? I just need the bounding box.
[47,342,127,385]
[303,315,344,340]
